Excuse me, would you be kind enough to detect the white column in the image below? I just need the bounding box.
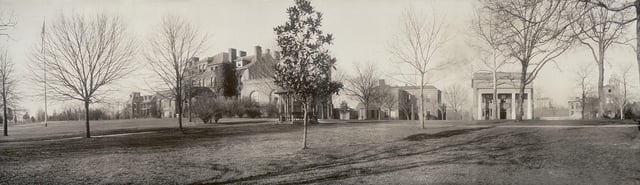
[527,91,533,119]
[511,92,516,120]
[478,92,483,120]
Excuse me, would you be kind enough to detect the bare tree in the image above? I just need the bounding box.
[398,93,415,120]
[32,13,135,138]
[443,83,468,120]
[389,8,450,128]
[573,63,595,119]
[470,7,512,120]
[0,49,16,136]
[483,0,576,121]
[0,10,16,136]
[343,63,379,120]
[579,0,640,97]
[376,85,398,120]
[570,0,628,119]
[146,15,207,130]
[611,63,634,119]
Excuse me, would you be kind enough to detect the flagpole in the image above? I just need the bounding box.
[41,19,47,127]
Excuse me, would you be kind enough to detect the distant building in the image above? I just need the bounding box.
[569,79,621,119]
[603,83,619,118]
[471,72,533,120]
[568,96,599,119]
[534,97,569,119]
[355,80,444,120]
[128,91,175,118]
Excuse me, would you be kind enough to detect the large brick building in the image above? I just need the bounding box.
[132,45,335,120]
[185,45,279,104]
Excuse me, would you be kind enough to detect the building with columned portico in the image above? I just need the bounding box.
[471,72,533,120]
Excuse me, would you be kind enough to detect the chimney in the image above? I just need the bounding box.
[255,45,262,58]
[222,53,228,62]
[228,48,237,62]
[239,50,247,57]
[379,79,386,87]
[265,49,271,56]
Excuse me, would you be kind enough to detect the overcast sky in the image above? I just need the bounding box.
[1,0,639,114]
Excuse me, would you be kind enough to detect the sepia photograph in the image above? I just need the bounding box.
[1,0,640,184]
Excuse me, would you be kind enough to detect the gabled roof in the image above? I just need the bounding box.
[208,52,230,65]
[235,55,258,70]
[155,90,174,99]
[472,72,522,81]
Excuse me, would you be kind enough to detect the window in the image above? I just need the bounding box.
[608,89,611,93]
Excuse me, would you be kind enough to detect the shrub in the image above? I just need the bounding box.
[264,103,279,118]
[192,95,225,123]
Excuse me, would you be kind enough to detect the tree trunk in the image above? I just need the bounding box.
[84,100,91,138]
[188,97,192,122]
[517,65,527,121]
[493,70,498,120]
[290,95,294,124]
[597,51,605,119]
[636,3,640,105]
[411,99,414,121]
[420,74,425,129]
[176,90,183,130]
[363,104,368,120]
[2,81,7,136]
[581,88,586,120]
[620,103,624,120]
[302,102,308,150]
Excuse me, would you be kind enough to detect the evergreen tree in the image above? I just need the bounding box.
[273,0,342,149]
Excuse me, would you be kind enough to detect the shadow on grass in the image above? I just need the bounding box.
[404,127,492,141]
[198,127,545,185]
[214,120,270,125]
[0,123,302,162]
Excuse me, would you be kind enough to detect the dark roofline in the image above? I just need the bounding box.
[394,85,439,90]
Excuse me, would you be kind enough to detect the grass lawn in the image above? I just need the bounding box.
[1,119,639,184]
